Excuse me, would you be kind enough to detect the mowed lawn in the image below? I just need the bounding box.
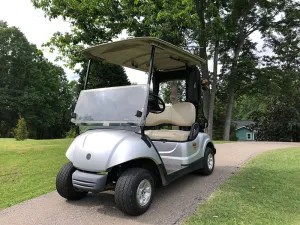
[185,147,300,225]
[0,138,227,209]
[0,138,73,209]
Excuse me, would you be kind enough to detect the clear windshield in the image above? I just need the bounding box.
[72,84,148,127]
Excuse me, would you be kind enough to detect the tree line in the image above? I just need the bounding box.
[0,21,73,138]
[0,21,130,139]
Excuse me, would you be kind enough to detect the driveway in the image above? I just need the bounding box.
[1,142,299,225]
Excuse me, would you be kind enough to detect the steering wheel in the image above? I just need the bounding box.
[148,93,166,114]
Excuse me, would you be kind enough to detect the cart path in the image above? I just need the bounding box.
[1,142,299,225]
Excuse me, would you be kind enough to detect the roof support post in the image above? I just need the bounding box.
[147,45,156,85]
[83,59,92,90]
[139,45,156,135]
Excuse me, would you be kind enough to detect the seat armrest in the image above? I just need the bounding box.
[188,123,199,141]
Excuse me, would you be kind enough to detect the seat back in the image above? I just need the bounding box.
[146,102,196,127]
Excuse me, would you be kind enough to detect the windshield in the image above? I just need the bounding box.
[72,84,148,128]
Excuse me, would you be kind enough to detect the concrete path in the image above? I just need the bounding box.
[1,142,299,225]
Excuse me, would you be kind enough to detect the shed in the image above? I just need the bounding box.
[232,121,256,141]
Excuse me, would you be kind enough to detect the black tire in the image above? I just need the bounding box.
[114,168,155,216]
[197,147,215,176]
[56,162,88,200]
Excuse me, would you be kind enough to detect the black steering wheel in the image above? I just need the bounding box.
[148,93,166,114]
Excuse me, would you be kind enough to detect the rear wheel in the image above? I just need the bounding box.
[114,168,154,216]
[56,162,88,200]
[197,147,215,175]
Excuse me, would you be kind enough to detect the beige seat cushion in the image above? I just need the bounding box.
[146,102,195,127]
[145,102,195,142]
[145,130,190,142]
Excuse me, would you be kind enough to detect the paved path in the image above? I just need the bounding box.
[1,142,299,225]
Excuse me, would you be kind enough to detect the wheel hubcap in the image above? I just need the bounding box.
[136,179,152,207]
[207,153,214,170]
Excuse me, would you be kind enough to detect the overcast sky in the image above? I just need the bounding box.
[0,0,266,84]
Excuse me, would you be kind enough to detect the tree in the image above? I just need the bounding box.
[78,60,130,90]
[31,1,132,90]
[253,95,300,142]
[220,0,285,140]
[0,21,36,136]
[244,0,300,141]
[200,0,227,137]
[13,117,29,140]
[232,55,300,141]
[161,81,186,104]
[0,21,74,139]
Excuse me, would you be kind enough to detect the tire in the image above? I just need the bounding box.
[197,147,215,176]
[114,168,155,216]
[56,162,88,200]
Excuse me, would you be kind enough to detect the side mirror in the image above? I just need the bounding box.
[71,112,77,119]
[135,110,143,118]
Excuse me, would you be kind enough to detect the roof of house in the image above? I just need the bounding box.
[83,37,206,72]
[232,120,255,131]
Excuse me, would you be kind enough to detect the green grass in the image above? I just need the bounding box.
[213,140,233,144]
[185,147,300,225]
[0,138,73,209]
[0,138,230,209]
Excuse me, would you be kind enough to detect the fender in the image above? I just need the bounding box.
[66,129,162,172]
[197,132,216,157]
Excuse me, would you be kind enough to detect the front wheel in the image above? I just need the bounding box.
[56,162,88,200]
[114,168,155,216]
[197,147,215,175]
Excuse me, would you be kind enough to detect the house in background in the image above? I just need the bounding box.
[232,121,256,141]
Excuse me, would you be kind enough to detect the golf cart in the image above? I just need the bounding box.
[56,37,216,216]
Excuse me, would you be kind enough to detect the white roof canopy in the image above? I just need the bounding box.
[83,37,206,72]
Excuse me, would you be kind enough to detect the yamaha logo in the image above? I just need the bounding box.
[86,153,91,160]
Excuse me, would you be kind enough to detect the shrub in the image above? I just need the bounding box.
[252,99,300,142]
[66,127,77,138]
[13,117,29,141]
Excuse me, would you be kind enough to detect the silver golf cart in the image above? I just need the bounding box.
[56,37,216,216]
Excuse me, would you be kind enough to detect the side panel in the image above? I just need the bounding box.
[66,130,162,172]
[152,133,213,173]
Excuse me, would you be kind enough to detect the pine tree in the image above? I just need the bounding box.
[13,117,29,141]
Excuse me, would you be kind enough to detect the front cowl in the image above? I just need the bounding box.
[66,129,161,172]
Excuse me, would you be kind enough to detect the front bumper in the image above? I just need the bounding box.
[72,170,107,192]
